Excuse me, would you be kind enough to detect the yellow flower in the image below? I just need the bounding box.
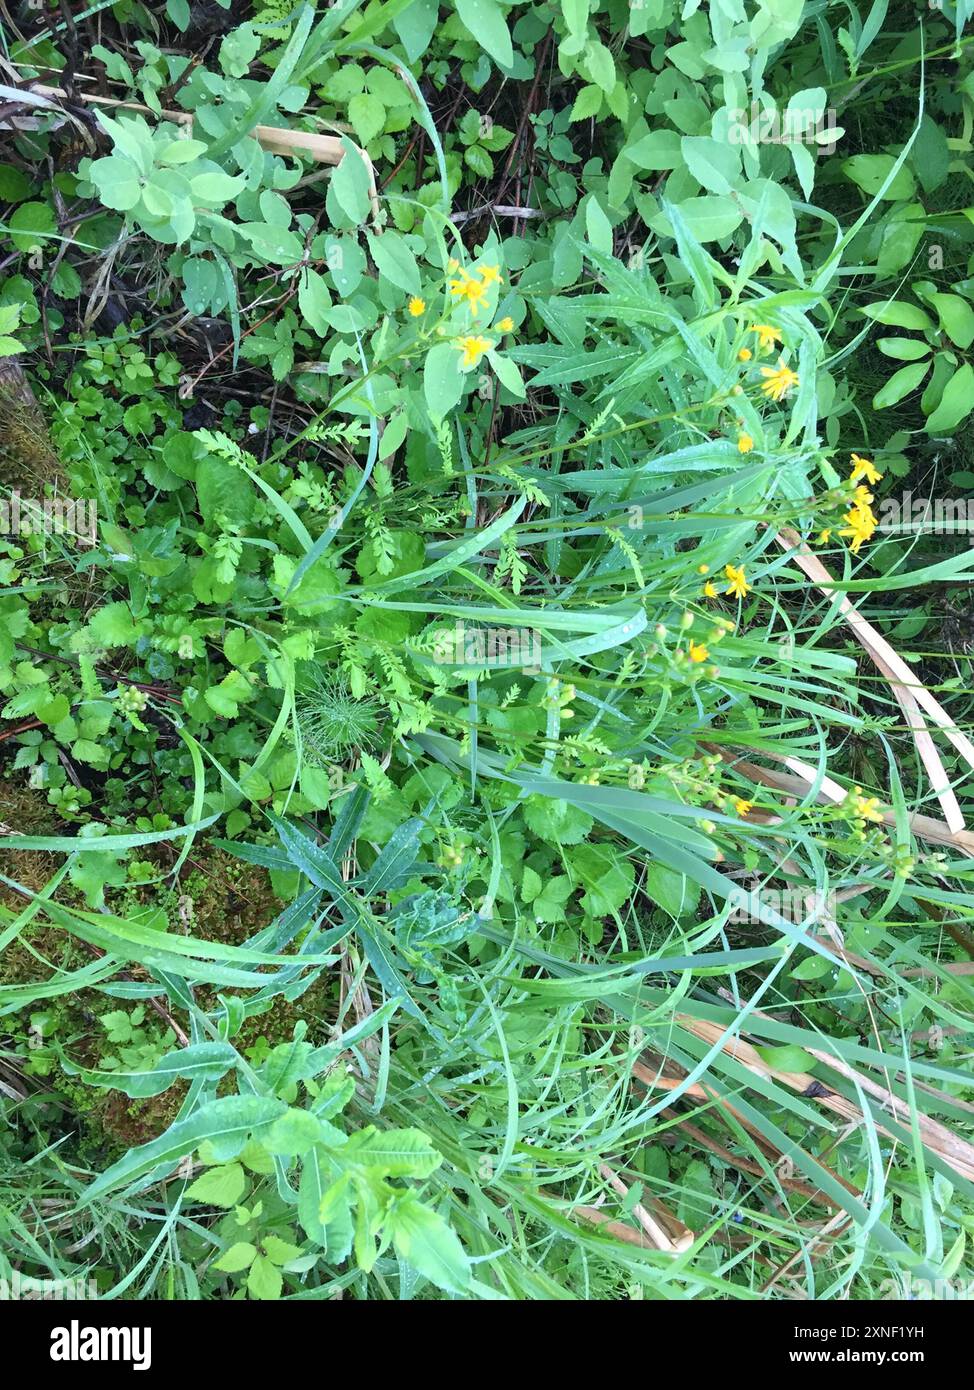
[733,798,753,816]
[449,270,489,313]
[408,297,426,317]
[751,323,782,353]
[759,359,800,401]
[839,500,877,554]
[737,432,754,454]
[688,641,709,663]
[697,563,709,574]
[817,529,831,544]
[495,316,514,332]
[724,563,749,599]
[849,786,883,823]
[703,581,718,599]
[479,264,503,286]
[838,478,879,552]
[455,334,493,368]
[738,347,752,362]
[850,452,882,486]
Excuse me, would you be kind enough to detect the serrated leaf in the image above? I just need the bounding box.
[350,1127,443,1177]
[246,1252,283,1299]
[186,1162,247,1208]
[213,1240,256,1273]
[389,1193,470,1294]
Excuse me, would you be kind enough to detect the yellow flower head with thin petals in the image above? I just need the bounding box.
[737,432,754,454]
[839,502,877,554]
[688,641,709,663]
[495,316,514,333]
[724,563,749,599]
[455,335,494,368]
[759,359,799,401]
[449,270,489,313]
[850,452,882,486]
[733,798,753,816]
[750,323,782,353]
[408,297,426,317]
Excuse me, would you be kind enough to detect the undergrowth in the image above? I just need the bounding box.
[0,0,973,1302]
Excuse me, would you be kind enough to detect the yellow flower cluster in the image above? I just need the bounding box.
[838,454,883,554]
[735,321,798,401]
[724,563,749,599]
[847,785,883,825]
[702,563,750,601]
[839,487,878,554]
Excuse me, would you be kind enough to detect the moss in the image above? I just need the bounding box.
[93,1086,186,1151]
[2,840,340,1154]
[0,780,59,837]
[178,848,286,944]
[0,365,60,490]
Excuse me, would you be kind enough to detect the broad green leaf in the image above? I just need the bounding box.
[247,1253,283,1299]
[875,337,931,361]
[298,268,332,335]
[366,229,421,295]
[455,0,514,67]
[213,1240,256,1273]
[63,1041,239,1099]
[681,136,741,195]
[349,1127,443,1177]
[925,363,974,432]
[424,342,465,420]
[872,360,929,409]
[186,1162,247,1208]
[843,153,915,200]
[863,299,934,331]
[929,293,974,350]
[389,1193,470,1294]
[189,170,246,205]
[9,199,58,249]
[393,0,438,62]
[754,1045,818,1073]
[327,138,373,228]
